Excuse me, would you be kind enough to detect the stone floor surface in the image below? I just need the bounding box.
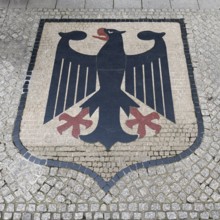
[1,0,220,9]
[0,1,220,220]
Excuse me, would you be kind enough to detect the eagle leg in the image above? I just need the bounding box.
[126,107,161,138]
[57,108,93,138]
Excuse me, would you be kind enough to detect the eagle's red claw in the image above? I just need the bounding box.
[57,108,93,138]
[126,107,161,138]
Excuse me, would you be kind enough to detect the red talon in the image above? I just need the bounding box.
[126,108,161,138]
[57,108,93,138]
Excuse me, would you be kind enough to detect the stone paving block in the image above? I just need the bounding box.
[8,0,28,8]
[0,0,9,8]
[198,0,220,9]
[27,0,56,8]
[85,0,113,9]
[143,0,171,9]
[56,0,85,9]
[114,0,141,9]
[4,212,13,219]
[170,0,199,9]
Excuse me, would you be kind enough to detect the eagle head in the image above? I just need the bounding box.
[93,28,126,41]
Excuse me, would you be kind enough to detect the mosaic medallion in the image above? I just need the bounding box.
[13,19,203,191]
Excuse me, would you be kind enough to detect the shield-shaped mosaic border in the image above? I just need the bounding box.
[13,19,204,192]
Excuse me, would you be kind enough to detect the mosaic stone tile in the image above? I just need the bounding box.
[13,19,203,191]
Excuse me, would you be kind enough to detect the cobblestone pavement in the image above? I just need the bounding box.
[0,8,220,220]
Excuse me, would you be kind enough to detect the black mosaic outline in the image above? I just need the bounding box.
[13,19,204,192]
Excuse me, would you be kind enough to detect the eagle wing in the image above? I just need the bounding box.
[125,31,175,123]
[44,31,97,124]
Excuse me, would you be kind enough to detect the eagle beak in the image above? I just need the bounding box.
[93,28,109,41]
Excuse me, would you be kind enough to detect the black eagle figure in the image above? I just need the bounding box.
[44,28,175,150]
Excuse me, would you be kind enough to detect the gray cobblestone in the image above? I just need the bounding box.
[48,204,56,212]
[178,211,188,219]
[47,188,59,198]
[121,212,132,219]
[100,204,107,212]
[103,194,113,204]
[104,212,111,219]
[6,204,14,212]
[109,204,117,212]
[211,211,220,219]
[94,212,103,219]
[171,203,180,211]
[119,203,127,212]
[3,212,13,220]
[212,192,220,202]
[85,212,93,220]
[91,203,99,212]
[57,204,67,212]
[55,195,65,203]
[41,213,51,220]
[40,184,51,193]
[36,204,47,212]
[112,212,120,219]
[35,191,45,201]
[0,204,5,211]
[22,212,31,220]
[78,204,88,212]
[52,213,61,220]
[4,194,14,203]
[167,212,177,219]
[157,212,166,219]
[189,212,198,219]
[133,212,142,219]
[128,203,138,211]
[144,212,156,219]
[62,213,72,220]
[13,212,22,220]
[200,211,210,219]
[182,203,192,211]
[16,204,26,212]
[162,204,170,211]
[74,184,84,195]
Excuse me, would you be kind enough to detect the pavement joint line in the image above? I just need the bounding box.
[197,0,200,9]
[169,0,172,9]
[55,0,58,9]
